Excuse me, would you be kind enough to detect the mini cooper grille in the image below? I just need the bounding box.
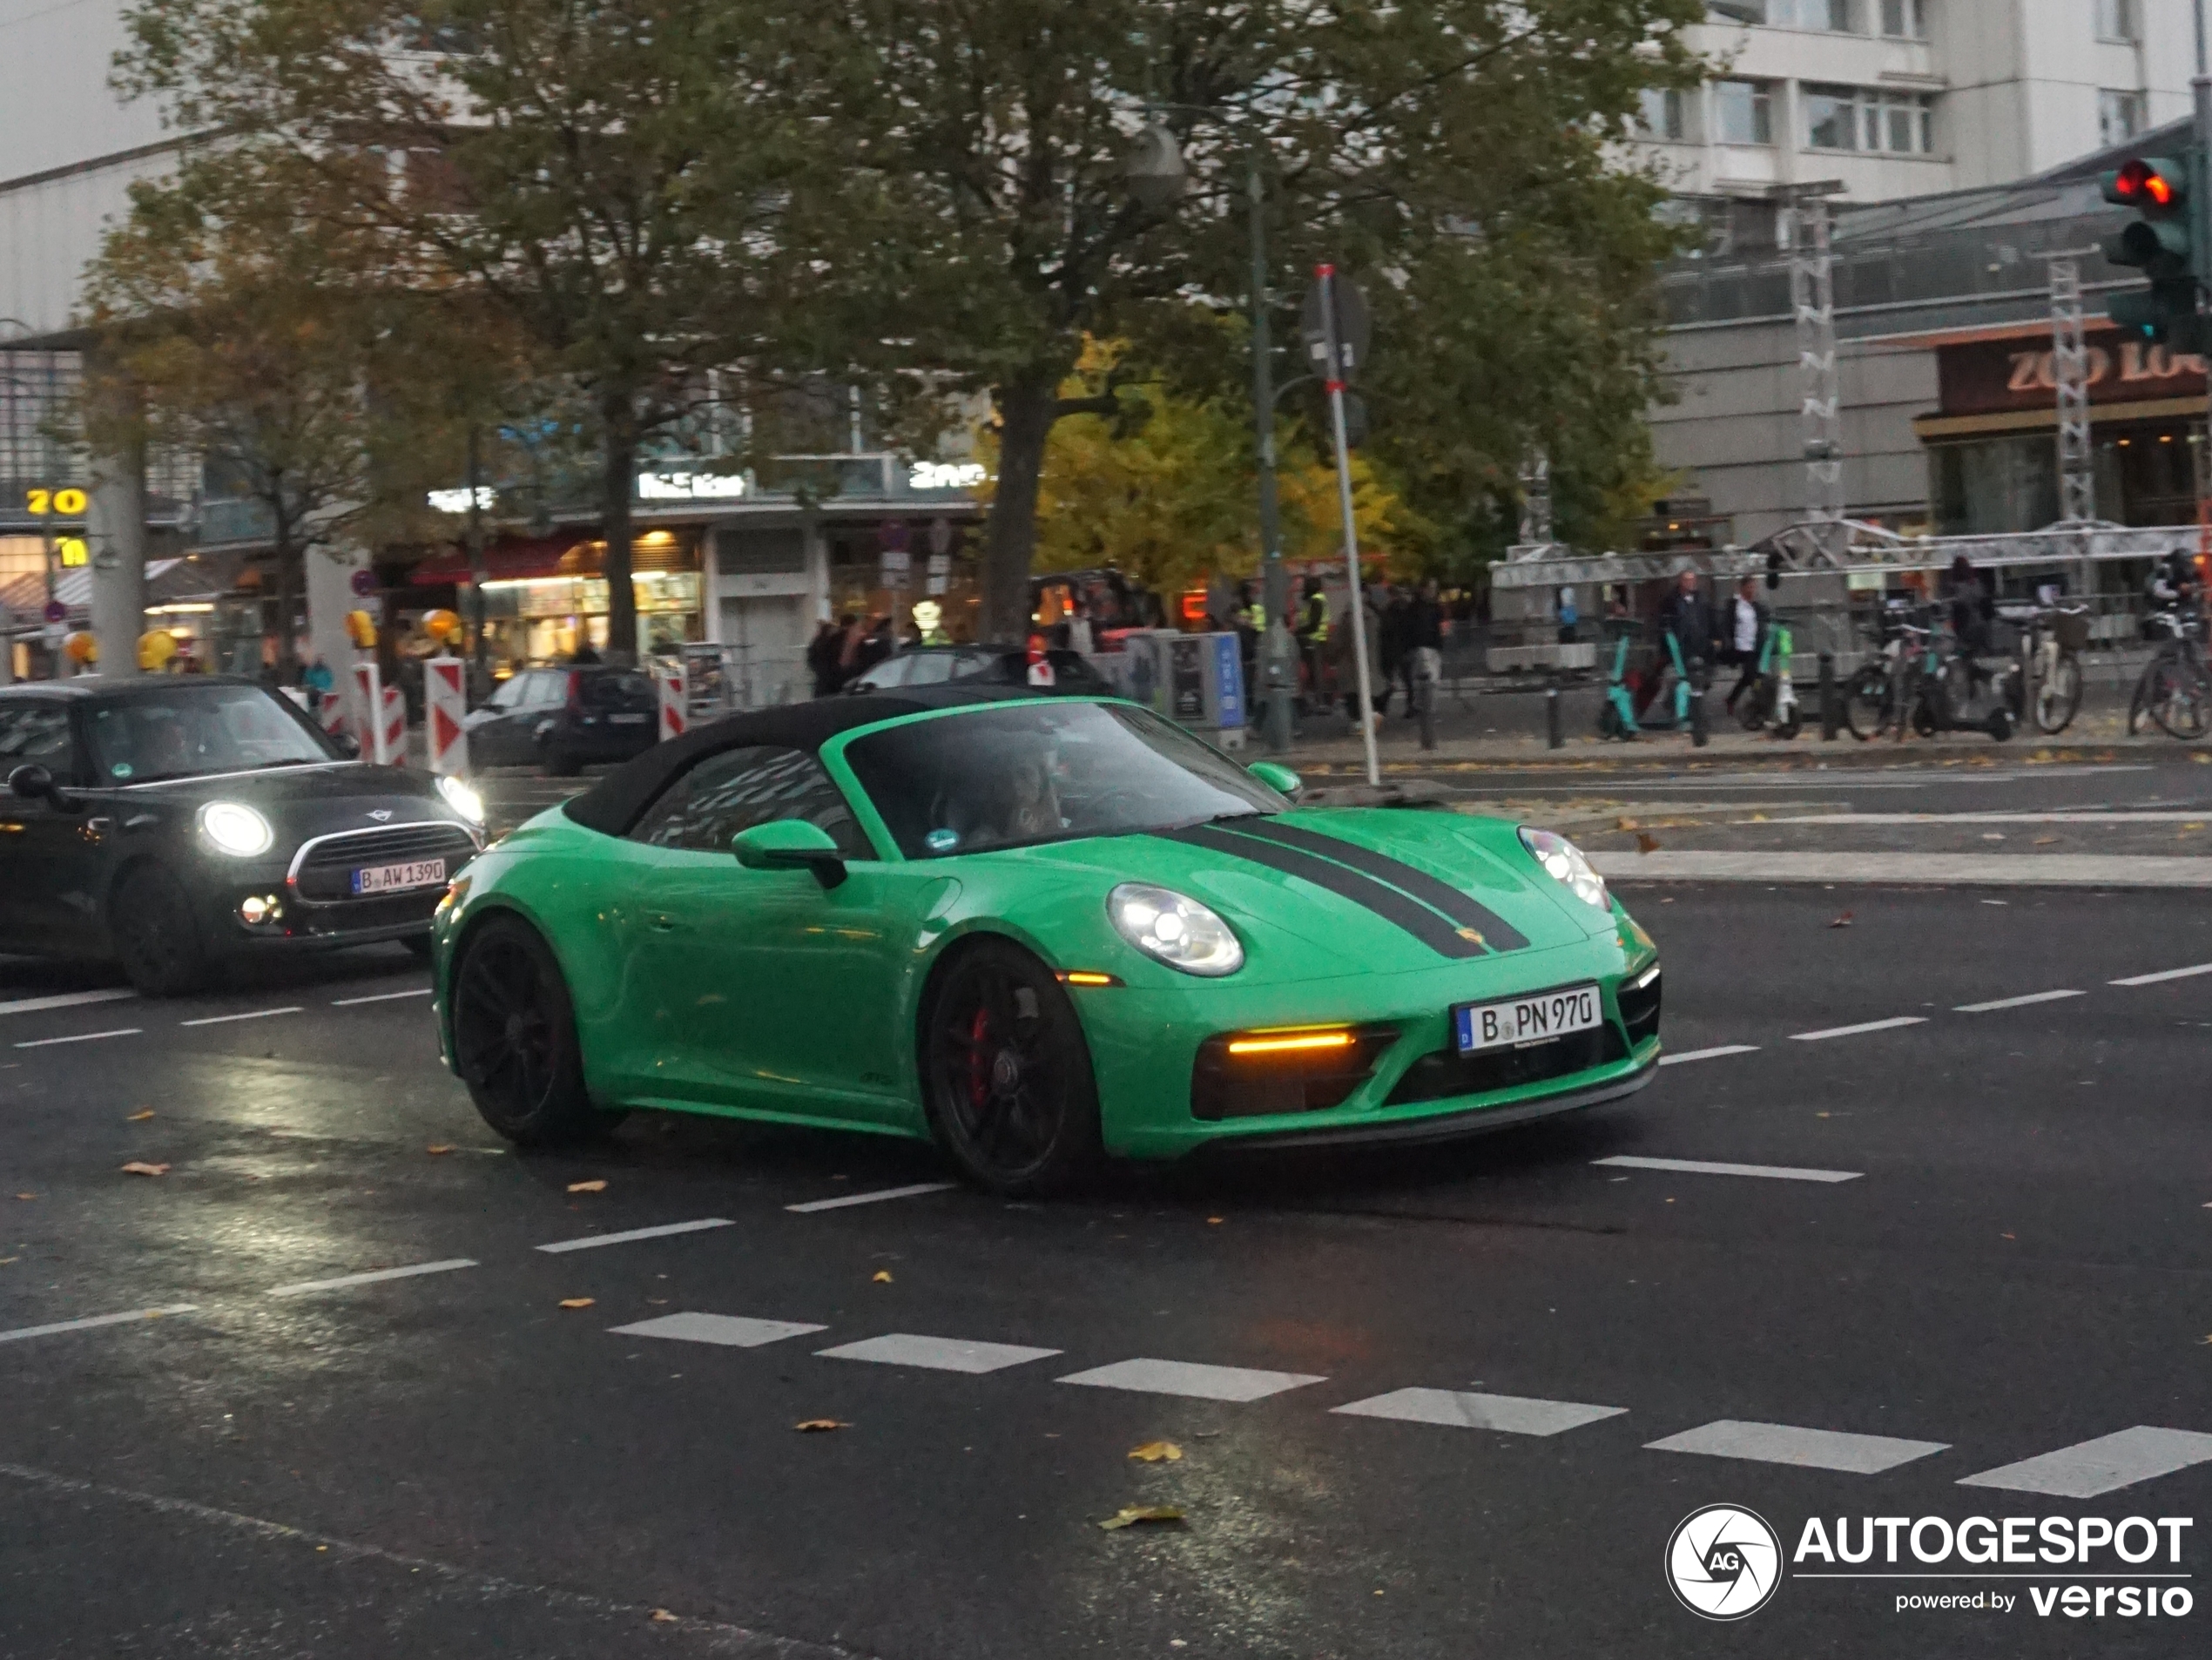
[1190,1028,1399,1121]
[1617,970,1662,1046]
[292,823,477,901]
[1384,1025,1628,1108]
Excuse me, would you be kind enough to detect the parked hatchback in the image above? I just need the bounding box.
[464,665,658,775]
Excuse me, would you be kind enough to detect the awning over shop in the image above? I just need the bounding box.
[0,557,219,621]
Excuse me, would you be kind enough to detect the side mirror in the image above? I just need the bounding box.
[1248,760,1301,797]
[6,764,73,811]
[331,732,361,759]
[731,819,847,889]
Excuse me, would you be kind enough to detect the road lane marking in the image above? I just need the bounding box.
[607,1312,826,1348]
[786,1182,957,1213]
[0,1305,197,1344]
[331,989,435,1007]
[1757,810,2212,825]
[1957,1427,2212,1498]
[1332,1388,1626,1436]
[14,1028,141,1049]
[816,1333,1062,1373]
[0,989,137,1017]
[2111,962,2212,987]
[1953,989,2084,1013]
[1789,1016,1927,1043]
[267,1258,477,1298]
[1593,852,2212,887]
[536,1218,733,1254]
[179,1006,302,1028]
[1659,1045,1759,1066]
[1056,1358,1327,1402]
[1591,1156,1862,1184]
[1646,1420,1948,1474]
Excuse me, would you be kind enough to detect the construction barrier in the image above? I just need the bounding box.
[425,657,469,777]
[350,662,408,766]
[655,660,687,743]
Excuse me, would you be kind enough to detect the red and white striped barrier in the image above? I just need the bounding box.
[380,685,408,767]
[655,661,687,743]
[425,656,469,777]
[348,661,407,766]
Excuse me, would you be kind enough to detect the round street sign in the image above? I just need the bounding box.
[42,599,66,624]
[349,568,376,597]
[1300,270,1372,381]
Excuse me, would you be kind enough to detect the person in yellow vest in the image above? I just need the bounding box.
[1294,577,1330,709]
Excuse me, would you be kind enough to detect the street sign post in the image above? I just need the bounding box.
[1309,265,1381,787]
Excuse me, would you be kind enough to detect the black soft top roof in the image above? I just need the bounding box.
[561,685,1034,837]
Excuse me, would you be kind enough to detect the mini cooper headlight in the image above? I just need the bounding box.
[1108,882,1244,977]
[1519,826,1608,911]
[435,773,486,826]
[199,800,274,858]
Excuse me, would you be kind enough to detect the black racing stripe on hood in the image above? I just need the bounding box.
[1223,820,1531,953]
[1155,823,1487,960]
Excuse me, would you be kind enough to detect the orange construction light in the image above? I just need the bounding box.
[1225,1030,1357,1056]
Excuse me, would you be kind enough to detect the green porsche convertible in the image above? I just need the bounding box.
[433,690,1661,1193]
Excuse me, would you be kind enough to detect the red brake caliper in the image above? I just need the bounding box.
[968,1006,992,1110]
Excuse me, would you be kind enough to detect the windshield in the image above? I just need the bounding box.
[842,700,1286,859]
[85,685,338,785]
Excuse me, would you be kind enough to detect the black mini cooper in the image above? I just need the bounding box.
[0,677,483,994]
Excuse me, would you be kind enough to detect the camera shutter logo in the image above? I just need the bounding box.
[1666,1505,1782,1621]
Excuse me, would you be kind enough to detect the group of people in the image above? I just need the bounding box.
[1289,576,1452,723]
[1650,568,1777,719]
[806,614,899,698]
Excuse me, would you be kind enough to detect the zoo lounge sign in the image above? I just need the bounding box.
[1938,328,2208,418]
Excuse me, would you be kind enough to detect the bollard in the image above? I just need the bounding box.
[1546,685,1562,749]
[1818,651,1838,741]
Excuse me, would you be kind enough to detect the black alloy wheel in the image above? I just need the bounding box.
[922,939,1103,1197]
[111,862,212,996]
[449,914,610,1144]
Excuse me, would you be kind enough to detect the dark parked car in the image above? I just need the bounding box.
[463,665,658,775]
[0,677,482,995]
[842,644,1110,697]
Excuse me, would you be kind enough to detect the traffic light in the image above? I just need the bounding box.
[2101,156,2204,351]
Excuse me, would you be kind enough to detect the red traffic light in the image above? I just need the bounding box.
[2102,156,2188,212]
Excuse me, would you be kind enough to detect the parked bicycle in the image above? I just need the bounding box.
[1845,603,2011,742]
[2000,603,2088,736]
[2128,608,2211,739]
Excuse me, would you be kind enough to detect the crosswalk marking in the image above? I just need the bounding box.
[1953,989,2084,1014]
[785,1182,957,1214]
[267,1259,477,1298]
[14,1028,140,1049]
[1957,1427,2212,1498]
[1332,1388,1626,1436]
[1592,1156,1863,1184]
[0,989,136,1017]
[1056,1358,1326,1402]
[536,1218,733,1254]
[0,1305,197,1344]
[1790,1017,1928,1043]
[608,1312,826,1348]
[1659,1045,1759,1066]
[1646,1420,1948,1474]
[816,1333,1062,1374]
[2111,963,2212,988]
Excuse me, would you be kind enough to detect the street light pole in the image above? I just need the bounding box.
[2195,0,2211,543]
[1247,159,1295,753]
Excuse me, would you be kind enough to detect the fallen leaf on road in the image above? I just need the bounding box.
[566,1179,607,1193]
[426,1144,455,1155]
[14,1193,36,1201]
[0,1257,17,1265]
[1816,1111,1831,1118]
[793,1419,848,1432]
[127,1110,154,1122]
[1749,812,1769,822]
[1615,816,1638,831]
[1828,911,1854,928]
[1129,1441,1184,1463]
[2196,754,2211,765]
[651,1609,679,1623]
[1100,1506,1184,1531]
[872,1270,894,1284]
[557,1297,596,1309]
[1205,1217,1224,1226]
[120,1162,170,1178]
[1635,832,1661,854]
[2001,1233,2016,1241]
[2033,836,2059,846]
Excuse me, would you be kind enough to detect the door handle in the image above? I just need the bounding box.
[648,912,684,933]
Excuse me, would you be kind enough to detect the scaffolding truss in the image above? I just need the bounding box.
[2047,253,2097,524]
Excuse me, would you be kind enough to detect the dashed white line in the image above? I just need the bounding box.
[1647,1420,1949,1474]
[785,1182,957,1214]
[0,1305,197,1344]
[331,989,435,1007]
[817,1333,1062,1374]
[179,1006,302,1028]
[1659,1044,1759,1067]
[1056,1358,1327,1402]
[14,1028,141,1049]
[267,1258,477,1298]
[1957,1427,2212,1498]
[1332,1389,1627,1436]
[2110,962,2212,988]
[1953,989,2084,1014]
[1789,1016,1928,1043]
[1592,1156,1863,1184]
[607,1312,826,1348]
[0,989,137,1017]
[536,1218,733,1254]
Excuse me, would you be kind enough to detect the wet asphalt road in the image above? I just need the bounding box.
[1,867,2209,1658]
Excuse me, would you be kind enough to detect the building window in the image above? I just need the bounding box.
[2095,0,2139,43]
[1709,1,1866,29]
[1639,88,1689,141]
[1715,79,1774,145]
[2100,89,2147,147]
[1879,0,1927,37]
[1805,84,1936,154]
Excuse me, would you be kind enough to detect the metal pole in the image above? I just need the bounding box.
[465,423,489,686]
[1251,159,1293,753]
[2195,0,2211,554]
[1318,264,1379,787]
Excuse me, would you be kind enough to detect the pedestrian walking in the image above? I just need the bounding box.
[806,618,843,698]
[1721,576,1768,715]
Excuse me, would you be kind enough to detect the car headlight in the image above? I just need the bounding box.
[199,800,274,858]
[436,774,486,826]
[1108,882,1244,977]
[1519,826,1607,911]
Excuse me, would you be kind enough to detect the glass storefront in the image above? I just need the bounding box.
[472,570,702,668]
[1930,421,2204,536]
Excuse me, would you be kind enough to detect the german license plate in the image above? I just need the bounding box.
[1453,983,1601,1054]
[609,712,648,725]
[351,857,446,896]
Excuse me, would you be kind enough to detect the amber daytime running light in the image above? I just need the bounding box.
[1224,1029,1357,1056]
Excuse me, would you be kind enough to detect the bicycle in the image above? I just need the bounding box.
[2128,609,2211,739]
[2000,604,2088,736]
